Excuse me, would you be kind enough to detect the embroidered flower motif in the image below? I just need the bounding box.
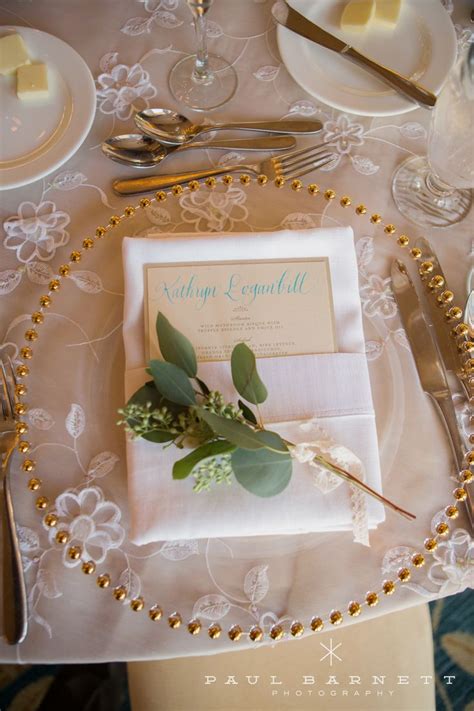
[96,62,157,120]
[179,186,248,232]
[323,114,365,155]
[3,201,70,263]
[428,529,474,595]
[360,274,397,319]
[51,486,125,568]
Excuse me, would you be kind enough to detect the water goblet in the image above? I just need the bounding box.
[168,0,238,112]
[392,46,474,228]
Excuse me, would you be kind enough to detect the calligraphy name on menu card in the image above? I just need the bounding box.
[145,259,337,361]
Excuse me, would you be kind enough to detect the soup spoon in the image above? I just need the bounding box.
[135,108,322,146]
[102,133,297,168]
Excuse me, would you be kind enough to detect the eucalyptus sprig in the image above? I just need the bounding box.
[118,313,415,520]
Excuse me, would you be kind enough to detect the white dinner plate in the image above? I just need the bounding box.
[277,0,457,117]
[0,26,96,190]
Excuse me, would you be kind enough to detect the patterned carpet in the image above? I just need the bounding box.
[0,590,472,710]
[430,588,474,711]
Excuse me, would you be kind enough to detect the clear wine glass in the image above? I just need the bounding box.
[391,46,474,228]
[168,0,237,112]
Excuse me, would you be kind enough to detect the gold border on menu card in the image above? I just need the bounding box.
[143,257,338,363]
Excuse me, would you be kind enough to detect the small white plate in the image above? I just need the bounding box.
[0,26,96,190]
[277,0,457,117]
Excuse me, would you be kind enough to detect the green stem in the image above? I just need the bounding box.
[284,440,415,521]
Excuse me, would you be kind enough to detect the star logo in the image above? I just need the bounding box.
[319,638,342,666]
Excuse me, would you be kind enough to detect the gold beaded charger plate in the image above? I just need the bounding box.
[12,177,472,653]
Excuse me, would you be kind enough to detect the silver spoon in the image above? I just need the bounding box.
[101,133,297,169]
[135,108,322,146]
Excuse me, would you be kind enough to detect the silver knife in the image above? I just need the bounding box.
[415,237,473,401]
[272,1,437,109]
[391,259,473,528]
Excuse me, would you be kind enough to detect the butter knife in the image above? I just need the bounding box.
[391,259,473,528]
[415,237,472,401]
[272,1,437,109]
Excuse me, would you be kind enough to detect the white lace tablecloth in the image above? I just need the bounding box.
[0,0,472,663]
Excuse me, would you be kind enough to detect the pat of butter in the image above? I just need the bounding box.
[0,33,30,75]
[340,0,376,31]
[17,63,49,100]
[375,0,402,27]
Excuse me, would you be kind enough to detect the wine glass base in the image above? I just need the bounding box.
[392,156,472,229]
[169,54,237,112]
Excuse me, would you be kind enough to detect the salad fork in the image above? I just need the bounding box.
[113,140,337,195]
[0,360,27,644]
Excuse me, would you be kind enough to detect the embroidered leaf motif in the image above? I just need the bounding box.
[161,0,179,9]
[153,10,183,28]
[400,122,427,140]
[352,155,380,176]
[192,594,231,620]
[160,539,199,560]
[218,151,245,167]
[26,262,54,284]
[365,340,384,361]
[87,451,119,479]
[0,270,21,295]
[146,205,171,226]
[244,565,269,603]
[32,611,52,638]
[118,568,141,600]
[441,633,474,675]
[355,236,374,271]
[381,546,416,574]
[29,408,55,430]
[17,525,39,552]
[206,20,223,38]
[99,52,119,73]
[393,328,410,351]
[253,65,279,81]
[121,16,151,35]
[288,100,317,116]
[281,213,316,230]
[65,403,85,439]
[37,568,62,599]
[51,171,87,191]
[70,270,103,294]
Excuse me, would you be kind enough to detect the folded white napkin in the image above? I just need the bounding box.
[122,228,385,545]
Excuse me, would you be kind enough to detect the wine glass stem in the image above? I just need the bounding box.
[425,170,455,197]
[193,14,212,84]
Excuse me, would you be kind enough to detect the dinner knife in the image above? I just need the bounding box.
[272,1,437,109]
[391,259,473,528]
[415,237,473,401]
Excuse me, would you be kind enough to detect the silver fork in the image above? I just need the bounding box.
[0,360,28,644]
[112,140,337,195]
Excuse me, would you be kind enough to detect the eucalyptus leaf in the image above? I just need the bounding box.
[197,410,266,450]
[149,360,196,406]
[253,429,288,454]
[156,313,197,377]
[196,377,210,396]
[231,343,268,405]
[238,400,258,426]
[232,447,293,497]
[173,440,236,480]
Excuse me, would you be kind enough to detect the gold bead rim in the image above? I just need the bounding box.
[17,178,467,642]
